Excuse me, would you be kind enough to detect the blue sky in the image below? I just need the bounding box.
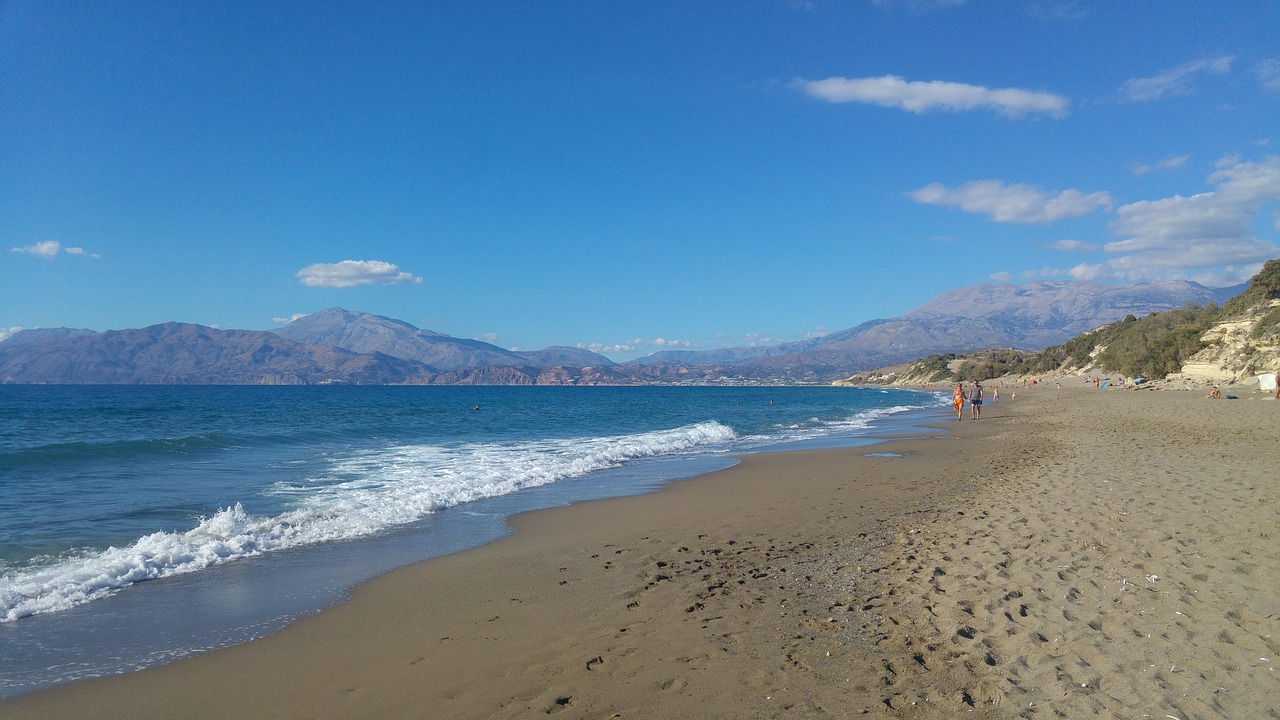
[3,1,1278,360]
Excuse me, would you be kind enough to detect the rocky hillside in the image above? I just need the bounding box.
[1174,302,1280,384]
[847,260,1280,388]
[0,322,435,385]
[1171,260,1280,384]
[637,279,1240,378]
[1,279,1253,386]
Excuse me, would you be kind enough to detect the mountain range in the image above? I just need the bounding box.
[0,279,1243,385]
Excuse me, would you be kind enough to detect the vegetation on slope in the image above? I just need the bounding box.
[1027,258,1280,378]
[857,258,1280,385]
[1023,305,1222,378]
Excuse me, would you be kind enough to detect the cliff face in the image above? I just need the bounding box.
[1172,299,1280,385]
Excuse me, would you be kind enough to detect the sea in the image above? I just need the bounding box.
[0,384,945,698]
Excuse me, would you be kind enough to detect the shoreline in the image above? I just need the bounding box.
[5,387,1278,718]
[0,390,942,700]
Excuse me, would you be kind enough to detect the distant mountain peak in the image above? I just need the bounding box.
[0,279,1252,385]
[275,309,612,372]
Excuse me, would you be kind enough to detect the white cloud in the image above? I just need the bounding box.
[909,180,1112,223]
[1259,58,1280,90]
[794,75,1068,118]
[742,332,778,345]
[1101,155,1280,282]
[1131,155,1189,176]
[0,327,23,342]
[1065,263,1108,281]
[629,337,694,349]
[9,240,99,258]
[578,342,636,354]
[273,313,308,325]
[989,271,1013,282]
[11,240,61,257]
[1120,56,1233,102]
[1036,263,1108,281]
[1049,239,1101,252]
[473,332,499,343]
[295,260,423,288]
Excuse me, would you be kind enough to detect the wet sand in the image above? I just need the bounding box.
[5,385,1278,719]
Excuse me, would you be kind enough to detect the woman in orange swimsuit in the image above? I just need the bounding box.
[952,383,965,420]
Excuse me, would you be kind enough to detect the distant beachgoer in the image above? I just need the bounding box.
[1206,387,1221,400]
[1274,379,1278,400]
[969,381,983,420]
[1010,391,1016,401]
[952,383,965,421]
[992,386,1000,404]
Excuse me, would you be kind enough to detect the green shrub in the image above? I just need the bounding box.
[1251,306,1280,340]
[911,353,955,382]
[954,348,1029,381]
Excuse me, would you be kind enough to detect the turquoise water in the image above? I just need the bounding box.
[0,384,943,696]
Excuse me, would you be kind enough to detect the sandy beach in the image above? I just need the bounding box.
[5,385,1278,719]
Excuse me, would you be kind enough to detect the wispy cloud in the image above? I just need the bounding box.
[1049,239,1101,252]
[794,75,1069,118]
[578,341,636,355]
[909,180,1112,223]
[1100,155,1280,282]
[1131,154,1189,176]
[0,327,23,343]
[10,240,99,258]
[272,313,308,325]
[630,337,695,349]
[1258,57,1280,91]
[1120,56,1233,102]
[473,332,500,343]
[295,260,423,288]
[577,337,698,356]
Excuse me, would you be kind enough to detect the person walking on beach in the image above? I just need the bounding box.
[952,383,965,420]
[969,381,984,420]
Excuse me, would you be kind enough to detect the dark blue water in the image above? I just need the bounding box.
[0,385,944,697]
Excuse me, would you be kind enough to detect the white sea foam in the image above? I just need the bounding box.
[0,421,737,622]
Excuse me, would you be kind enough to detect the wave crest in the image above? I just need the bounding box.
[0,421,736,622]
